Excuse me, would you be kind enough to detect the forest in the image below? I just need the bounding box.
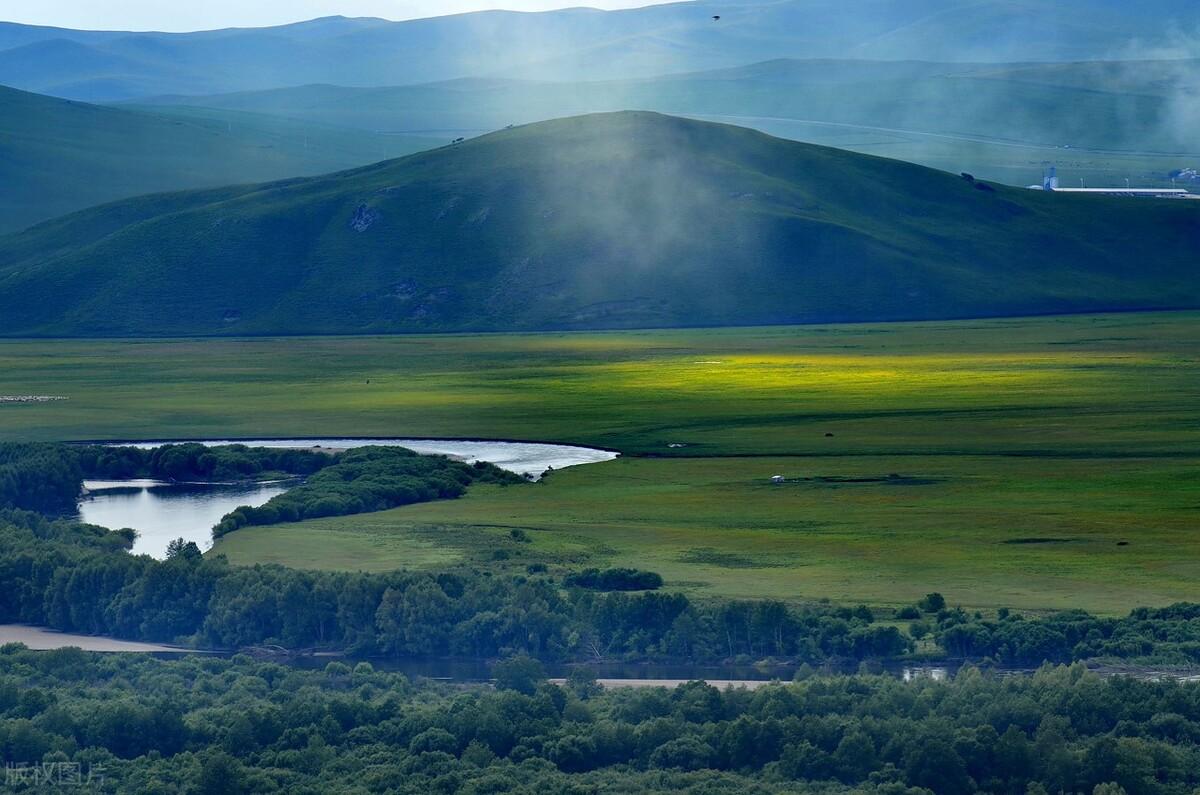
[1,647,1195,794]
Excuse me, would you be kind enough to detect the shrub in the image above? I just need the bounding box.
[919,593,946,613]
[564,568,663,591]
[493,656,546,695]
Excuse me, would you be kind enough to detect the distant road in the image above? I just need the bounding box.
[549,677,777,690]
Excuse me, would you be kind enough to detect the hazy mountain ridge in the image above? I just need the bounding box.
[133,57,1200,154]
[0,112,1196,337]
[3,1,1198,101]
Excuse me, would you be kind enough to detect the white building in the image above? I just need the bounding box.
[1029,167,1200,200]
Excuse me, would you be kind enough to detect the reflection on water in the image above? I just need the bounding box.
[79,480,289,559]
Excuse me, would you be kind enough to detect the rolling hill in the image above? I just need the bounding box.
[0,112,1197,337]
[3,0,1198,101]
[0,85,440,234]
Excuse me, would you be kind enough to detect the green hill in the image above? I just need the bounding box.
[0,85,440,234]
[1,112,1197,337]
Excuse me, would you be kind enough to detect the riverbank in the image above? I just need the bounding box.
[0,624,196,653]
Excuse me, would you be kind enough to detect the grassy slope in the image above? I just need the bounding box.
[0,85,440,234]
[2,112,1198,337]
[0,312,1196,612]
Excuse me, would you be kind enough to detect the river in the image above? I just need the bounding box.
[78,438,618,558]
[6,625,1197,687]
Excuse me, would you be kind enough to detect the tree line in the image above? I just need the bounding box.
[929,604,1200,667]
[8,509,1200,669]
[77,443,333,483]
[0,509,906,662]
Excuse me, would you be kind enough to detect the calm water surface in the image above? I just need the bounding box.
[80,480,290,558]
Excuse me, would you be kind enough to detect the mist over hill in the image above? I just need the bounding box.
[2,0,1198,101]
[137,56,1200,161]
[1,112,1196,337]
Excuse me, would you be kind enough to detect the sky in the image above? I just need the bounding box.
[0,1,676,32]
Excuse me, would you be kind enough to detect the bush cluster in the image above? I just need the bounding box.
[212,446,521,538]
[564,568,664,591]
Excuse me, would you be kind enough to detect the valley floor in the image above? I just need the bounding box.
[2,311,1196,614]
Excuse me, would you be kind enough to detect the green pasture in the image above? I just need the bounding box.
[212,454,1200,614]
[0,312,1195,455]
[2,311,1197,612]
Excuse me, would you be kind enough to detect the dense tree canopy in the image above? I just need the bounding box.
[0,443,81,515]
[1,648,1197,794]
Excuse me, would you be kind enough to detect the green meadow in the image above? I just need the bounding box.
[1,311,1196,613]
[212,453,1200,615]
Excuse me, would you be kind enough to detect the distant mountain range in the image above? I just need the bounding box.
[3,0,1198,101]
[1,113,1196,337]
